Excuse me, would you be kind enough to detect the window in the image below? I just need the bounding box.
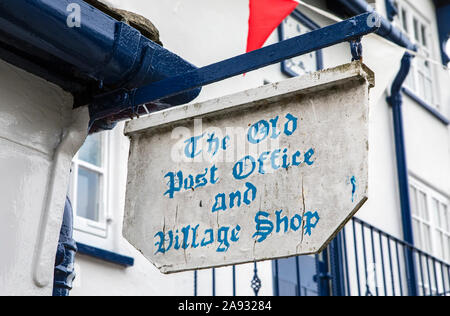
[434,199,450,262]
[394,1,437,108]
[273,256,319,296]
[278,10,323,77]
[409,178,450,263]
[69,132,110,238]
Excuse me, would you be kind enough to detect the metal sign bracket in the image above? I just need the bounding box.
[88,12,380,130]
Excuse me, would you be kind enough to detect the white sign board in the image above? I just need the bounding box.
[124,62,374,274]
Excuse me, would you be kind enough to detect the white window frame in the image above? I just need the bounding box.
[409,182,433,254]
[394,0,439,109]
[69,132,111,238]
[409,177,450,263]
[433,197,450,264]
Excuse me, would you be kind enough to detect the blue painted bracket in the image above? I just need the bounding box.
[350,38,363,61]
[89,12,381,127]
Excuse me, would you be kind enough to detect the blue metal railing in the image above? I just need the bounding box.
[193,217,450,296]
[339,217,450,296]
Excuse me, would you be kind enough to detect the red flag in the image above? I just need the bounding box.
[246,0,298,53]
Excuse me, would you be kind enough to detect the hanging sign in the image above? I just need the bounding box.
[123,62,374,273]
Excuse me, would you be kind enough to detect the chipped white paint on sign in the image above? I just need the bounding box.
[124,62,374,273]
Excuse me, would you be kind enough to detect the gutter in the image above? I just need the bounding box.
[336,0,416,51]
[0,0,201,131]
[335,0,419,296]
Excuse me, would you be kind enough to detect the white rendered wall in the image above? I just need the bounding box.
[401,0,450,198]
[0,59,88,295]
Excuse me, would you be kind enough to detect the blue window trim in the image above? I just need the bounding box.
[278,9,324,77]
[402,87,450,126]
[76,243,135,267]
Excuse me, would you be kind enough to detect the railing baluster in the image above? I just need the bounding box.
[432,258,439,296]
[194,270,198,296]
[425,255,433,295]
[370,227,379,296]
[274,260,280,296]
[352,219,362,296]
[342,227,351,296]
[386,237,396,296]
[448,266,450,296]
[440,263,447,296]
[379,233,387,296]
[395,242,404,296]
[295,257,302,296]
[251,262,262,296]
[417,251,426,296]
[361,224,371,296]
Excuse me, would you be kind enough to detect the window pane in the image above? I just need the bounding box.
[413,219,422,249]
[277,257,298,296]
[277,256,318,296]
[418,191,429,221]
[281,16,318,76]
[78,133,102,167]
[442,204,449,232]
[438,232,445,260]
[423,224,432,252]
[413,18,419,42]
[432,198,441,227]
[439,233,450,262]
[410,186,418,216]
[401,9,408,33]
[77,167,101,222]
[421,25,427,47]
[446,236,450,262]
[405,65,415,90]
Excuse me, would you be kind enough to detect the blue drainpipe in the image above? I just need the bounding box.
[434,0,450,65]
[53,197,77,297]
[387,53,419,296]
[385,0,399,21]
[336,0,419,296]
